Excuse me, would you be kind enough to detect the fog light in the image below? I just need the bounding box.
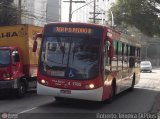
[3,73,12,80]
[89,84,95,89]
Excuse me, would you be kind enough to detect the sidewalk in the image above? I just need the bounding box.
[150,67,160,113]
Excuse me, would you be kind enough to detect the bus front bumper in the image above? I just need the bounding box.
[37,83,103,101]
[0,80,18,90]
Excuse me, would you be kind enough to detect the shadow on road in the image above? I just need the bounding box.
[41,97,106,110]
[0,90,36,100]
[35,88,159,113]
[18,88,160,119]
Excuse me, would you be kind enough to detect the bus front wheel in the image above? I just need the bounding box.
[55,97,65,101]
[108,79,116,102]
[16,81,26,98]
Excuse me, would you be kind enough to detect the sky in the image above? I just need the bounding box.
[33,0,116,23]
[61,0,116,22]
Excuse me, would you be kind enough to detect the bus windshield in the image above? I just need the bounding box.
[0,49,10,67]
[40,36,100,80]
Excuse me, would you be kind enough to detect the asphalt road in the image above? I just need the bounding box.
[0,68,160,119]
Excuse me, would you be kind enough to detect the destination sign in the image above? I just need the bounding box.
[55,27,92,34]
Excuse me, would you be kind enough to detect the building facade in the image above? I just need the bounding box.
[13,0,61,26]
[13,0,35,25]
[34,0,47,26]
[46,0,61,23]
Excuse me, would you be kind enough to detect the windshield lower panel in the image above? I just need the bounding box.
[40,36,100,80]
[0,50,10,67]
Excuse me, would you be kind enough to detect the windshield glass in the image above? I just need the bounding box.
[141,62,151,66]
[0,49,10,67]
[40,36,100,80]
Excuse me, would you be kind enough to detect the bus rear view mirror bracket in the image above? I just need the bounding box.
[33,33,42,52]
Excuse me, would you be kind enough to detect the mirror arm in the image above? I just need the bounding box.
[33,33,42,41]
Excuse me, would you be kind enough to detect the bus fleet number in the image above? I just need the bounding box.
[72,82,81,87]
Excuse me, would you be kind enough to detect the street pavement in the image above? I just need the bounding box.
[0,68,160,119]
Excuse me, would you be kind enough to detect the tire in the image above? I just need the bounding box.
[16,81,26,98]
[129,73,135,91]
[108,79,116,102]
[55,97,65,101]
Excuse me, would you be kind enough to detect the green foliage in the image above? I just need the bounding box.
[108,0,160,37]
[0,0,19,26]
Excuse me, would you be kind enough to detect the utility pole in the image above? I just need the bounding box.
[69,0,72,22]
[1,3,4,24]
[18,0,21,24]
[90,0,106,24]
[93,0,96,23]
[89,0,97,23]
[63,0,85,22]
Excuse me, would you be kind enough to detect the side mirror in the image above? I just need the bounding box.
[32,33,42,52]
[109,45,114,59]
[33,40,38,52]
[33,33,42,40]
[14,53,20,62]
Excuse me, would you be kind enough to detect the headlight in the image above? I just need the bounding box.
[3,73,11,80]
[41,79,48,85]
[85,83,95,89]
[89,84,95,89]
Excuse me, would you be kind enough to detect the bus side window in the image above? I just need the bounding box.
[118,42,122,70]
[104,41,110,70]
[111,41,117,71]
[135,47,141,67]
[126,45,129,67]
[129,46,135,68]
[122,43,128,69]
[128,45,130,67]
[138,48,141,64]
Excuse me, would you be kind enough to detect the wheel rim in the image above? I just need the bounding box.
[19,83,25,95]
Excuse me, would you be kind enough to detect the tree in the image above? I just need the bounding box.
[0,0,20,26]
[108,0,160,37]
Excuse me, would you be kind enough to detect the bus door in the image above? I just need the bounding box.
[103,41,110,81]
[103,40,115,84]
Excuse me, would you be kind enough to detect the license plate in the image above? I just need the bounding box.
[60,89,71,94]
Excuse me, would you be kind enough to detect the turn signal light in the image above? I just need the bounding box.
[3,73,12,80]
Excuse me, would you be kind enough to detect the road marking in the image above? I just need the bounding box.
[18,107,37,114]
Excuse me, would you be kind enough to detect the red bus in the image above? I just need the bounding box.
[33,22,141,101]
